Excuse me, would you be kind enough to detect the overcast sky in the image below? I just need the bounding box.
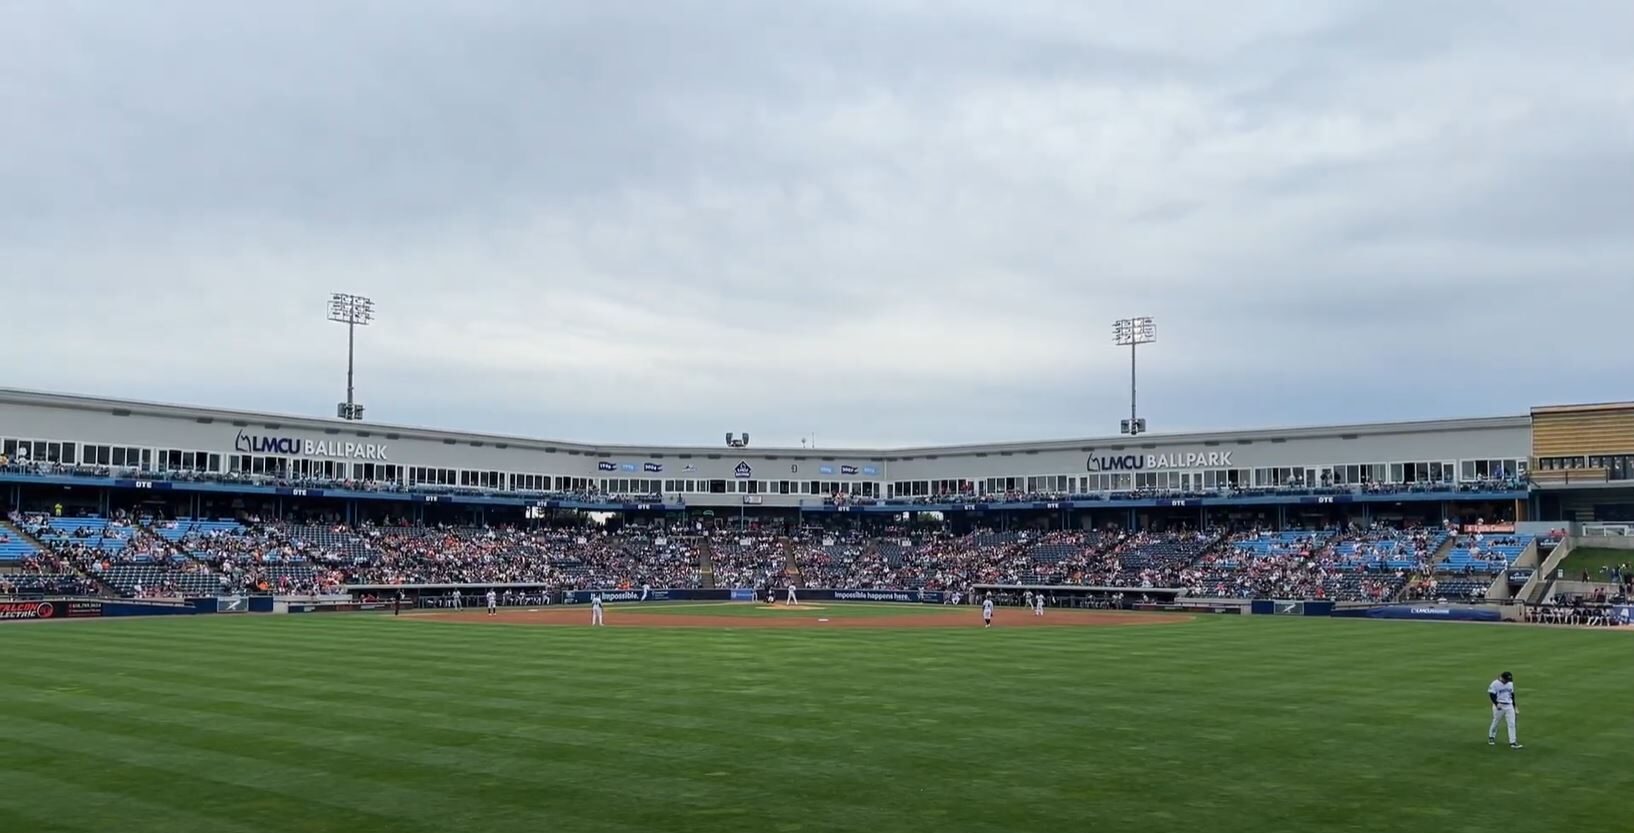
[3,1,1631,448]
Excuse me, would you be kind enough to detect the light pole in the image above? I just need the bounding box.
[1113,316,1155,435]
[327,293,374,421]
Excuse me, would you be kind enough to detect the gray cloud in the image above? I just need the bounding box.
[1,0,1630,446]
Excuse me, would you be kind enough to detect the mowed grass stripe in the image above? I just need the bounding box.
[0,666,920,785]
[5,615,1631,833]
[0,700,746,826]
[0,769,271,833]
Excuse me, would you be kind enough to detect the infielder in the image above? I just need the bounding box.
[786,584,799,606]
[590,593,604,627]
[1487,671,1522,748]
[1033,591,1044,617]
[982,594,994,628]
[486,589,498,617]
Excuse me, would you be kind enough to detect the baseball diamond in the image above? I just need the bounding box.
[3,387,1634,833]
[6,6,1634,828]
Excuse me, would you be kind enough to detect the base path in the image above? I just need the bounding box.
[429,606,1194,629]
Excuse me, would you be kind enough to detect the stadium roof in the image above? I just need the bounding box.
[0,386,1531,461]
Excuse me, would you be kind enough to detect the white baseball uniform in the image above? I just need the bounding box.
[786,585,798,605]
[982,598,994,627]
[486,590,497,615]
[1033,593,1044,616]
[1487,678,1518,745]
[591,593,604,626]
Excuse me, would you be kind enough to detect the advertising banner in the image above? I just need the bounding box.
[561,588,946,605]
[0,600,59,621]
[1356,605,1502,622]
[63,600,103,618]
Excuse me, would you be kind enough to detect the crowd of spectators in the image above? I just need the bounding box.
[3,507,1545,605]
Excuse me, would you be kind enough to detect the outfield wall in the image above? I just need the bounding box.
[1328,603,1504,622]
[0,598,205,620]
[559,588,948,605]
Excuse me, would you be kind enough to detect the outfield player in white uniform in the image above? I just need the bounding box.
[1487,671,1522,748]
[786,584,799,606]
[486,589,498,617]
[591,593,604,627]
[982,595,994,628]
[1033,591,1044,617]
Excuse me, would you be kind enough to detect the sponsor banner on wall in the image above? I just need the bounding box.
[560,588,946,605]
[1462,524,1517,534]
[0,600,58,621]
[1354,605,1502,622]
[829,589,943,604]
[64,600,103,618]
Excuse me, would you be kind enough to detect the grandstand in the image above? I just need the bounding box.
[1441,535,1535,574]
[0,386,1623,607]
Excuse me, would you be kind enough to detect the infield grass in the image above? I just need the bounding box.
[2,611,1629,833]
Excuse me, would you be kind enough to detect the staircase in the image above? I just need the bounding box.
[1424,534,1459,572]
[696,537,715,589]
[781,537,804,584]
[1516,537,1575,604]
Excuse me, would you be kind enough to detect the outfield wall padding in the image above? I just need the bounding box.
[1329,605,1503,622]
[560,588,946,605]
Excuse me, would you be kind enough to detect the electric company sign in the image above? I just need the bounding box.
[1086,450,1233,472]
[234,431,389,461]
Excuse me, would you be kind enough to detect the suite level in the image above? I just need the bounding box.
[1,433,1526,499]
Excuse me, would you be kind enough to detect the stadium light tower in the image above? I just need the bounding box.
[1113,316,1156,436]
[327,293,374,421]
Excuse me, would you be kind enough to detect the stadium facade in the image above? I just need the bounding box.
[0,387,1630,524]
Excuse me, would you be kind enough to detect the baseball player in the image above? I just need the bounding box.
[1487,671,1522,748]
[982,594,994,628]
[786,583,799,606]
[1033,591,1044,617]
[766,586,776,606]
[1022,590,1034,610]
[486,589,498,617]
[590,593,604,627]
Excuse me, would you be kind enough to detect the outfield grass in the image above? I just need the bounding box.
[2,612,1629,833]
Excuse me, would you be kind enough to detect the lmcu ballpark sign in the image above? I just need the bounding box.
[1087,450,1233,472]
[233,431,389,461]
